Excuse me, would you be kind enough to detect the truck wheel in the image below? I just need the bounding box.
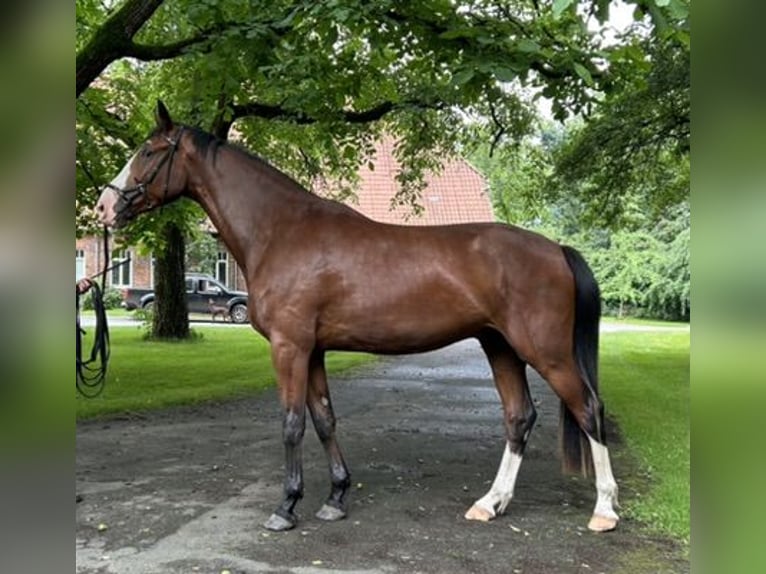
[230,303,248,324]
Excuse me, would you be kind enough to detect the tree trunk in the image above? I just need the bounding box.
[151,221,189,339]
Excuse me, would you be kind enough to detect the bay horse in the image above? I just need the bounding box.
[95,101,619,533]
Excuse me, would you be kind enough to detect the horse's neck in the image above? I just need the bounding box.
[187,146,311,275]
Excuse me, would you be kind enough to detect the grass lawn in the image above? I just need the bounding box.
[80,309,251,322]
[76,326,373,419]
[602,315,690,329]
[80,308,133,318]
[600,328,690,543]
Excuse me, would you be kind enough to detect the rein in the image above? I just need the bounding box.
[76,229,127,397]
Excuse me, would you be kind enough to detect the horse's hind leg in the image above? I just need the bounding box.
[540,361,619,532]
[586,434,619,531]
[307,350,351,521]
[465,331,536,522]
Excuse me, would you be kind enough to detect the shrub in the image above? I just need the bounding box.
[80,286,124,310]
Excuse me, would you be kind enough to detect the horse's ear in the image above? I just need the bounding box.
[155,100,174,132]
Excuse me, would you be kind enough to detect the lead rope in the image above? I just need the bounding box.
[76,227,114,397]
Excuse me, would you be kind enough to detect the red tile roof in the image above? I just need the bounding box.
[339,137,494,225]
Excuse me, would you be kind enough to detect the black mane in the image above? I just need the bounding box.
[180,125,311,194]
[184,125,223,159]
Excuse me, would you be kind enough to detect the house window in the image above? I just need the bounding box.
[76,249,86,279]
[216,251,229,286]
[110,249,132,287]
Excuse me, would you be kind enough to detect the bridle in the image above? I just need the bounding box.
[107,127,185,221]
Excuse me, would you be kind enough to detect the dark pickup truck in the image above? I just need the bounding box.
[120,273,249,323]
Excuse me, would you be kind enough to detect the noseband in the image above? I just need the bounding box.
[108,128,185,220]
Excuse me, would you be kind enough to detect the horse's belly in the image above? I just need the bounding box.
[316,303,486,354]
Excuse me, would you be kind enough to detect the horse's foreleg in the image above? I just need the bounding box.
[307,351,351,521]
[466,332,536,522]
[264,338,310,532]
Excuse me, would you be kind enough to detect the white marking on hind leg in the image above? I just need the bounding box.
[465,442,522,521]
[587,435,619,531]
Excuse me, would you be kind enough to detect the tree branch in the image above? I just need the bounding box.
[76,1,242,97]
[231,101,311,124]
[77,0,166,96]
[126,17,247,61]
[230,99,442,126]
[488,101,507,157]
[78,0,305,98]
[127,35,206,60]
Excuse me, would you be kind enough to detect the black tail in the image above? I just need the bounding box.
[559,245,604,477]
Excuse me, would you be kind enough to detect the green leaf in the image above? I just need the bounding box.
[645,1,670,33]
[541,85,556,98]
[552,0,575,18]
[573,62,594,87]
[517,39,540,53]
[451,69,475,85]
[274,7,300,29]
[493,66,517,82]
[333,7,350,22]
[676,29,691,50]
[667,0,689,20]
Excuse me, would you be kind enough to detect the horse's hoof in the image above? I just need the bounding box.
[263,513,296,531]
[464,504,494,522]
[588,514,618,532]
[316,504,346,522]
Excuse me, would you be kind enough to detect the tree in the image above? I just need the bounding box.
[588,230,662,317]
[644,204,690,320]
[469,121,567,227]
[76,0,689,338]
[553,35,690,227]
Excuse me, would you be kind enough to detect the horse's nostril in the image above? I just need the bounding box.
[96,203,104,212]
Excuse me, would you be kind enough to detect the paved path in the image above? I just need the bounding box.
[76,340,688,574]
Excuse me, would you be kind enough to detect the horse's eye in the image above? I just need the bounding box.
[144,148,154,158]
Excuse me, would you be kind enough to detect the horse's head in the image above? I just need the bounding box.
[96,101,188,228]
